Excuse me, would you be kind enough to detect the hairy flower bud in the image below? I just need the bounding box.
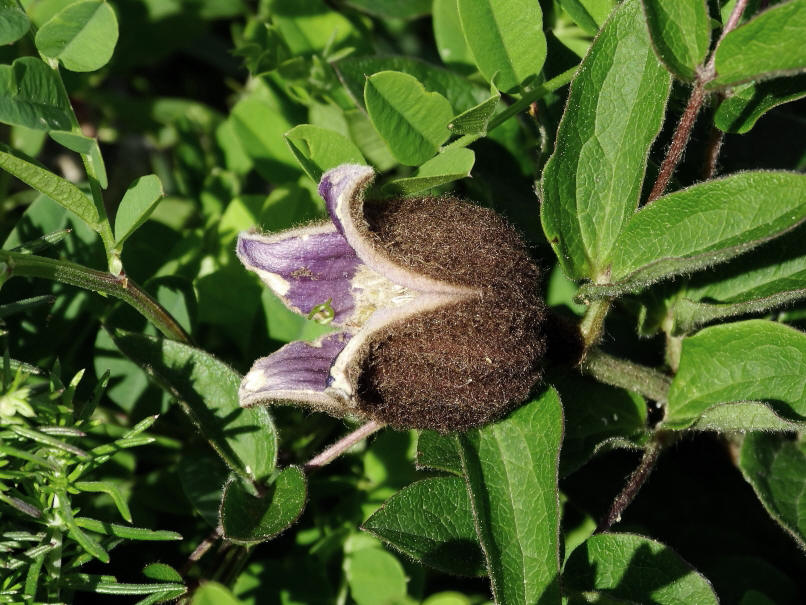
[236,165,547,432]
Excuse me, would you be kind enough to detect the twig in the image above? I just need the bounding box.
[303,421,384,471]
[702,111,726,180]
[596,437,665,533]
[181,526,223,575]
[647,0,750,202]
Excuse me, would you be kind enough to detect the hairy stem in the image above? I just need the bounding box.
[181,526,222,575]
[579,299,612,349]
[702,107,726,179]
[596,435,667,533]
[647,0,750,202]
[0,250,189,343]
[487,66,578,131]
[304,421,384,471]
[580,348,672,403]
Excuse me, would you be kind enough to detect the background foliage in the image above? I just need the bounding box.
[0,0,805,603]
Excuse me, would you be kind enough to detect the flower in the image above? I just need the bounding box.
[236,164,547,432]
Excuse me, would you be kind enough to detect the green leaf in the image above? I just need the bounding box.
[364,71,454,166]
[709,0,806,89]
[714,75,806,134]
[73,517,182,541]
[73,481,132,522]
[541,0,671,280]
[458,387,563,605]
[191,582,240,605]
[109,330,276,482]
[230,95,298,183]
[581,171,806,299]
[48,130,108,189]
[554,374,648,477]
[113,175,164,246]
[0,57,73,131]
[0,0,30,45]
[344,545,408,605]
[0,144,99,228]
[416,430,462,476]
[456,0,546,92]
[665,320,806,429]
[284,124,364,183]
[641,0,711,81]
[448,91,499,135]
[363,476,485,577]
[739,433,806,550]
[558,0,615,35]
[563,533,719,604]
[432,0,475,72]
[672,226,806,333]
[142,563,183,583]
[685,401,805,432]
[268,0,361,55]
[344,0,430,19]
[178,447,229,528]
[35,0,119,72]
[335,55,487,114]
[220,466,307,544]
[383,147,475,195]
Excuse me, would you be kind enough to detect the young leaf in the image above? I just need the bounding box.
[456,0,546,92]
[109,330,277,482]
[0,145,100,228]
[0,0,30,45]
[362,476,486,577]
[685,401,805,432]
[114,175,164,246]
[284,124,364,183]
[220,466,307,544]
[35,0,119,72]
[739,432,806,550]
[416,430,462,476]
[458,387,563,605]
[48,130,108,189]
[432,0,475,72]
[641,0,711,81]
[541,0,671,280]
[665,320,806,430]
[0,57,73,131]
[709,0,806,89]
[382,147,475,195]
[714,75,806,134]
[563,533,719,604]
[142,563,183,583]
[448,91,500,135]
[583,171,806,299]
[364,71,454,166]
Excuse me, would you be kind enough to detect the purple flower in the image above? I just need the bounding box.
[236,164,547,432]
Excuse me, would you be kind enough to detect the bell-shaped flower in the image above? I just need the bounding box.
[236,164,547,432]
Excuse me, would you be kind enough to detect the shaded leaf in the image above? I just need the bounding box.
[432,0,475,72]
[448,91,499,135]
[344,545,408,605]
[710,1,806,89]
[220,467,307,544]
[363,476,485,577]
[178,447,229,528]
[686,401,805,432]
[0,57,72,131]
[383,147,474,195]
[739,432,806,550]
[35,0,119,72]
[558,0,615,35]
[191,581,240,605]
[284,124,364,183]
[563,533,719,604]
[456,0,546,92]
[114,174,164,246]
[458,387,563,605]
[714,75,806,134]
[109,330,276,482]
[416,430,462,476]
[641,0,711,81]
[665,320,806,429]
[541,0,671,280]
[0,0,30,45]
[344,0,430,19]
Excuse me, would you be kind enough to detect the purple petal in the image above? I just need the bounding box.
[318,164,375,233]
[237,224,363,326]
[240,332,355,417]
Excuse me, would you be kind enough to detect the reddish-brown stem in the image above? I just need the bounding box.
[303,421,384,471]
[702,114,726,180]
[181,526,223,574]
[647,0,750,203]
[596,437,665,533]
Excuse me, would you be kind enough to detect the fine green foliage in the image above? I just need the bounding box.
[666,320,806,429]
[541,0,671,280]
[710,0,806,89]
[35,0,119,72]
[739,433,806,549]
[456,0,546,92]
[563,533,719,604]
[641,0,711,81]
[363,476,485,577]
[364,70,454,166]
[458,388,563,605]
